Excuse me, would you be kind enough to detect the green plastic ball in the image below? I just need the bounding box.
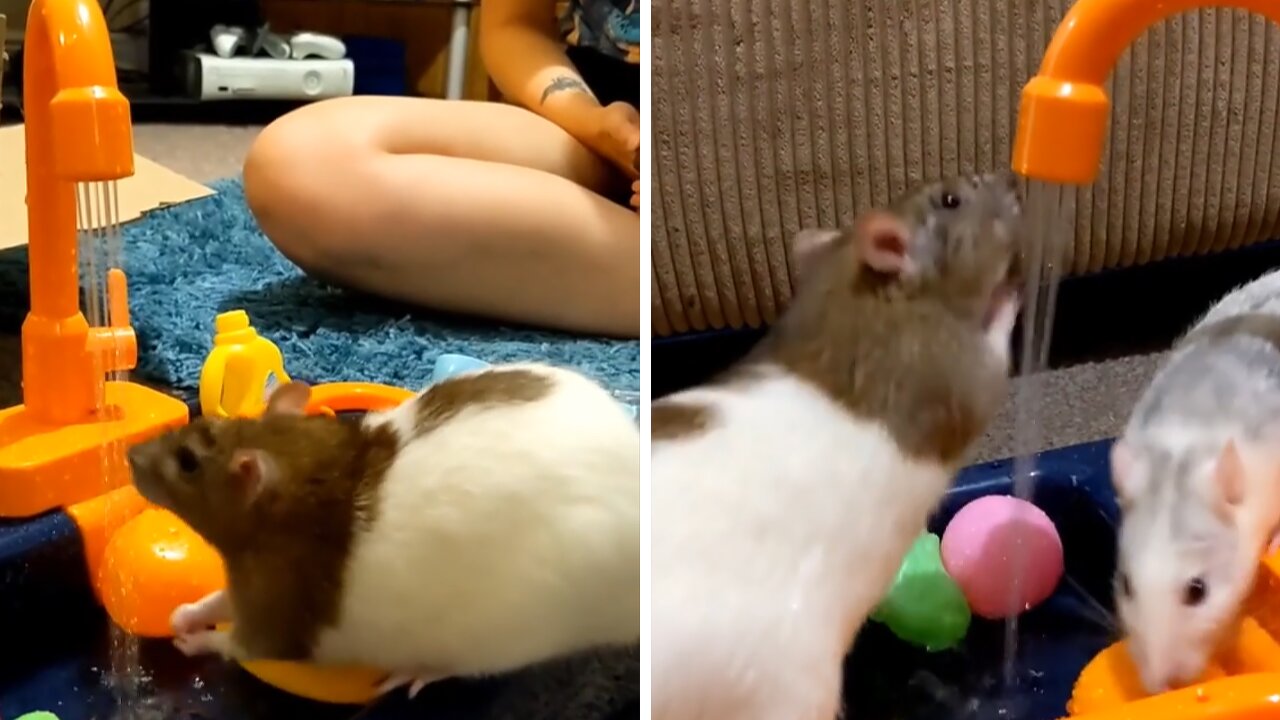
[15,712,61,720]
[870,532,971,652]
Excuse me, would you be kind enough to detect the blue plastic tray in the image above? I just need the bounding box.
[846,438,1121,719]
[0,438,1120,719]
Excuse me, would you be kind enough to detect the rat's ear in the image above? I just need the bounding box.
[229,448,275,503]
[1110,440,1141,506]
[788,227,843,285]
[1212,439,1247,512]
[853,210,914,277]
[266,381,311,417]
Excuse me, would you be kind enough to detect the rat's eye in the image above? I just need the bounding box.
[1184,577,1208,606]
[175,446,200,474]
[940,192,961,209]
[1116,571,1132,598]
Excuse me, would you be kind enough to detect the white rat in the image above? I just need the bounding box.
[650,172,1024,720]
[1112,268,1280,694]
[125,362,641,697]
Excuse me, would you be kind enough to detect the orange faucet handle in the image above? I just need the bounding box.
[107,268,130,328]
[87,327,138,373]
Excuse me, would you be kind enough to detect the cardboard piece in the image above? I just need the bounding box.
[0,124,215,250]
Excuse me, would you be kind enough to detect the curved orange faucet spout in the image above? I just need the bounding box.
[1012,0,1280,185]
[22,0,135,424]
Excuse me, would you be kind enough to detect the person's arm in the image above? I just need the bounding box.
[479,0,601,141]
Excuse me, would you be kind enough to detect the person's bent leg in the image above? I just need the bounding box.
[243,96,639,337]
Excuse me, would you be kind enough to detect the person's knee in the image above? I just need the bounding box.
[244,111,315,256]
[243,101,370,274]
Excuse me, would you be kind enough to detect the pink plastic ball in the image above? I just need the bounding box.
[940,495,1064,620]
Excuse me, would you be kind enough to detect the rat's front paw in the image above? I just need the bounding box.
[984,287,1022,361]
[173,629,234,658]
[378,670,447,699]
[171,603,209,636]
[169,589,230,637]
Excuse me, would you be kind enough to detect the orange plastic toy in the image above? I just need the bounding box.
[0,0,189,519]
[1011,0,1280,186]
[1066,552,1280,718]
[100,507,228,638]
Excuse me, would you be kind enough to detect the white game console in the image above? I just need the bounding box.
[184,52,355,101]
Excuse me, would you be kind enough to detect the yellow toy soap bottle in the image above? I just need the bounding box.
[199,310,291,419]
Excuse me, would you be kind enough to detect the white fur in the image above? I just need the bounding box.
[310,363,641,677]
[1115,268,1280,692]
[651,367,953,720]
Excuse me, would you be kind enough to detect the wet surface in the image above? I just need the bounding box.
[0,616,639,720]
[844,440,1121,720]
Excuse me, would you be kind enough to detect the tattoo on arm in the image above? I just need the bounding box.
[540,75,592,104]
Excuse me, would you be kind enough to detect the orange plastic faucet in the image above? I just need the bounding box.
[0,0,188,518]
[1011,0,1280,185]
[22,0,135,425]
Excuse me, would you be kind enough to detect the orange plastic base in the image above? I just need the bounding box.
[94,382,411,705]
[66,483,150,602]
[0,380,189,518]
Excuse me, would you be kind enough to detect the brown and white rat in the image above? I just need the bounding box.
[650,171,1024,720]
[1111,269,1280,694]
[126,362,640,697]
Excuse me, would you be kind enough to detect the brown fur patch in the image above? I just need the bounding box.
[691,173,1020,466]
[752,293,1008,465]
[652,401,713,440]
[229,419,400,660]
[414,368,554,437]
[127,414,401,661]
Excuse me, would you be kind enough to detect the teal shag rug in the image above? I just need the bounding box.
[0,179,639,401]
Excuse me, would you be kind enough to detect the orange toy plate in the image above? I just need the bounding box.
[305,382,415,415]
[1067,672,1280,719]
[235,649,387,706]
[1068,638,1229,715]
[1069,549,1280,717]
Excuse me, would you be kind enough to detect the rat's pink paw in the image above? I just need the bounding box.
[169,590,230,636]
[173,629,232,658]
[173,633,209,657]
[378,671,445,699]
[170,603,209,636]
